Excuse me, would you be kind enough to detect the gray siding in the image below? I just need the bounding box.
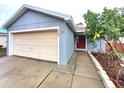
[87,39,105,52]
[7,10,74,65]
[7,10,64,31]
[65,24,74,64]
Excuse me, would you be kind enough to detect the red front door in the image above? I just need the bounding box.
[77,36,85,49]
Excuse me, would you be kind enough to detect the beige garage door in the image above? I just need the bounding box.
[13,30,58,62]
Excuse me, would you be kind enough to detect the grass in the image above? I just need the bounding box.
[0,48,6,57]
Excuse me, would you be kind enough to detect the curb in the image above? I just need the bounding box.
[88,51,116,88]
[120,64,124,67]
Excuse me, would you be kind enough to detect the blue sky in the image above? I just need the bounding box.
[0,0,124,27]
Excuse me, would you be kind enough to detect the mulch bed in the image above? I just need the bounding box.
[92,52,124,88]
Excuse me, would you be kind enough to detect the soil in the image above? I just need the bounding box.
[92,52,124,88]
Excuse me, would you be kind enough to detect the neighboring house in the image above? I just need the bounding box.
[2,4,105,65]
[106,36,124,53]
[0,28,7,48]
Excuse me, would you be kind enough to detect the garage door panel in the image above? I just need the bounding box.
[14,47,57,54]
[13,31,58,62]
[14,51,57,61]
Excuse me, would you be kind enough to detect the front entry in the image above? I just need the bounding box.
[77,35,86,49]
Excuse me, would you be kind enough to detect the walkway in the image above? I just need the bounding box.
[39,52,105,88]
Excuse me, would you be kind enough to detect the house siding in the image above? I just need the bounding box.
[87,39,105,52]
[7,10,64,31]
[65,24,74,64]
[7,10,74,65]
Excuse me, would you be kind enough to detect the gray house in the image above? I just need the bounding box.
[2,4,105,65]
[2,4,75,65]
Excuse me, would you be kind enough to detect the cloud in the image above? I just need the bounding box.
[0,14,8,26]
[0,0,124,26]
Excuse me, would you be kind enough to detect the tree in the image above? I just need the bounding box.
[84,7,124,58]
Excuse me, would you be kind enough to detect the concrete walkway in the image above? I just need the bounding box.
[0,52,105,88]
[40,52,105,88]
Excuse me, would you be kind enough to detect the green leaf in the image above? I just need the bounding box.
[84,7,123,43]
[96,33,100,38]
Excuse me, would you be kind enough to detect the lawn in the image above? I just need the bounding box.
[0,48,6,57]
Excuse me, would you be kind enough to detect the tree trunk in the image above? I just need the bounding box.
[104,38,120,60]
[105,39,116,52]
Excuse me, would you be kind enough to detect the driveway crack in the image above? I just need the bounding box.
[36,65,56,88]
[70,52,78,88]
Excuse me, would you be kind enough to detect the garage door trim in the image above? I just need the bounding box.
[8,26,60,64]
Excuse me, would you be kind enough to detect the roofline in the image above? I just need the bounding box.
[2,4,76,32]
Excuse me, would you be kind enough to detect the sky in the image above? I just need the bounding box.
[0,0,124,27]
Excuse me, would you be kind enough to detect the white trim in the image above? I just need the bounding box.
[75,48,87,51]
[9,27,60,33]
[8,32,13,56]
[8,26,60,64]
[85,36,87,50]
[57,28,60,65]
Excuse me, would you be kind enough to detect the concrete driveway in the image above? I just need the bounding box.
[0,52,105,88]
[0,56,56,88]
